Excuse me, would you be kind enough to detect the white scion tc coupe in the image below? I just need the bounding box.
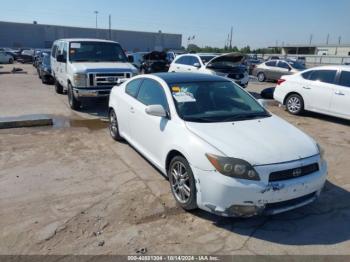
[108,73,327,217]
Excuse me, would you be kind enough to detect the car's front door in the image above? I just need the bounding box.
[330,70,350,118]
[302,69,337,113]
[129,78,170,167]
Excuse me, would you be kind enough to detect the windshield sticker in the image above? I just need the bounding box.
[171,86,181,93]
[71,43,81,49]
[173,92,196,103]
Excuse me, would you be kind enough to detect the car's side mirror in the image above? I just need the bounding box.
[128,56,134,63]
[56,54,66,63]
[145,105,168,118]
[193,62,201,68]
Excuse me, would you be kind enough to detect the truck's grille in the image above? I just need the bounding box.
[88,73,131,87]
[269,163,319,182]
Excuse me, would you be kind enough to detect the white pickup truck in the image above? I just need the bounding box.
[51,38,138,110]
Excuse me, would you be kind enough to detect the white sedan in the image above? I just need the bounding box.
[274,65,350,120]
[108,73,327,217]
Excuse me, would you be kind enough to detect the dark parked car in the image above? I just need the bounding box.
[37,53,53,84]
[17,49,34,63]
[245,58,263,75]
[140,51,170,74]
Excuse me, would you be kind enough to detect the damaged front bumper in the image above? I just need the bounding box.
[193,155,327,217]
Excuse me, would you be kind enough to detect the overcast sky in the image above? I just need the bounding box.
[1,0,350,48]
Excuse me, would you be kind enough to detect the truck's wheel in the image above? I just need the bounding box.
[68,83,81,110]
[55,79,64,94]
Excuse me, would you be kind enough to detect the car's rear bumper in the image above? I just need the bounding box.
[192,155,327,217]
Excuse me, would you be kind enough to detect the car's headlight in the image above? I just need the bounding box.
[206,153,260,181]
[317,143,326,163]
[73,73,87,87]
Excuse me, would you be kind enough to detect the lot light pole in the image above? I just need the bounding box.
[94,11,99,29]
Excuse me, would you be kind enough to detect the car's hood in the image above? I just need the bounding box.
[205,52,244,68]
[185,115,318,166]
[71,62,136,74]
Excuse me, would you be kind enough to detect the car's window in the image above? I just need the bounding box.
[309,70,337,84]
[188,56,200,66]
[266,61,277,67]
[339,71,350,88]
[169,81,269,123]
[62,43,68,59]
[69,41,127,62]
[288,61,306,70]
[277,61,290,69]
[137,79,169,110]
[125,79,143,97]
[301,70,313,79]
[52,44,58,58]
[174,56,189,65]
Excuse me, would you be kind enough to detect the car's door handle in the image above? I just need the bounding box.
[130,107,135,113]
[302,86,311,90]
[335,91,345,96]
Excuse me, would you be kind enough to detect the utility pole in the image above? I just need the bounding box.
[109,15,112,40]
[338,36,342,45]
[94,11,99,29]
[229,26,233,49]
[326,33,330,45]
[309,34,313,45]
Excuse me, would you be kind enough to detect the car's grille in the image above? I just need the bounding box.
[88,72,131,87]
[227,73,244,80]
[265,192,316,211]
[269,163,319,182]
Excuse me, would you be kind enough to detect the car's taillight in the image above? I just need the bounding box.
[277,79,286,86]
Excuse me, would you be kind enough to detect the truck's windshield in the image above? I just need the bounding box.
[69,41,127,63]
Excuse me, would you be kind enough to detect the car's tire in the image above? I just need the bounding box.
[41,75,47,84]
[285,94,304,115]
[168,156,198,211]
[54,79,64,94]
[257,72,266,82]
[109,109,123,141]
[67,83,81,110]
[9,58,14,64]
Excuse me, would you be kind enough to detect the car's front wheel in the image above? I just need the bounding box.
[168,156,197,211]
[67,83,81,110]
[286,94,304,115]
[109,109,123,141]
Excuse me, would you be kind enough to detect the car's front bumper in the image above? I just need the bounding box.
[192,155,327,217]
[73,87,112,98]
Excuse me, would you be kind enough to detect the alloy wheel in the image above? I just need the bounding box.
[170,161,191,204]
[287,97,301,113]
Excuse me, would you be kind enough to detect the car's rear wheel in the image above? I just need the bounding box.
[168,156,197,211]
[68,83,81,110]
[109,109,123,141]
[257,72,266,82]
[54,79,64,94]
[286,94,304,115]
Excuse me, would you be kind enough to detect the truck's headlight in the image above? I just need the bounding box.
[73,73,87,87]
[206,154,260,181]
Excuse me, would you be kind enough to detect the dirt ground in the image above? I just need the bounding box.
[1,64,350,255]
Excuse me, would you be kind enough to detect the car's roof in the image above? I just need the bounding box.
[153,73,229,84]
[55,38,119,44]
[305,65,350,71]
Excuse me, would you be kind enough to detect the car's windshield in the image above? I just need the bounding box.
[69,41,127,62]
[169,81,269,123]
[289,61,305,70]
[200,55,216,64]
